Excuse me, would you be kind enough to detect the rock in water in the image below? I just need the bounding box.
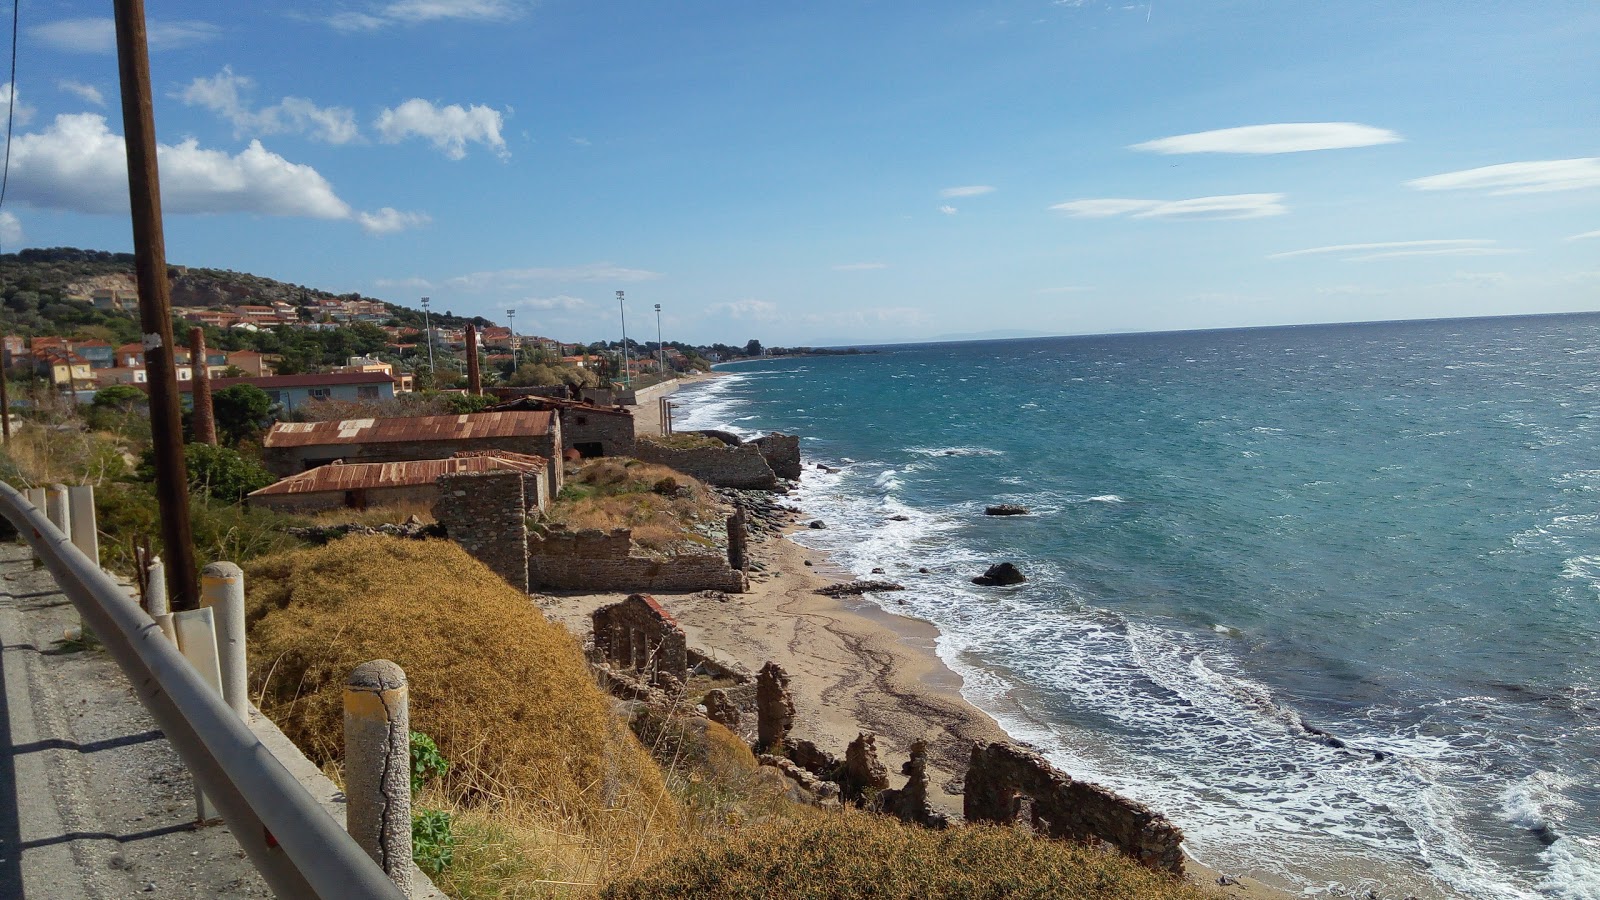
[984,504,1030,516]
[808,520,827,529]
[972,563,1026,586]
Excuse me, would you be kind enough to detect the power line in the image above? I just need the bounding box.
[0,0,20,241]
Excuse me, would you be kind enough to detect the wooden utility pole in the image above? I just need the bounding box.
[0,335,10,443]
[115,0,198,611]
[465,324,482,395]
[189,327,216,445]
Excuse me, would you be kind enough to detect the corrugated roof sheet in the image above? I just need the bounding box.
[263,410,555,448]
[248,451,547,496]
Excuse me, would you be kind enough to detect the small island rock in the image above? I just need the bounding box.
[985,504,1030,517]
[972,563,1026,586]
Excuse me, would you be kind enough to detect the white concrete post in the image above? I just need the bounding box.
[344,660,412,897]
[173,606,224,823]
[67,484,98,567]
[200,562,248,719]
[44,484,71,542]
[146,557,177,643]
[23,488,45,565]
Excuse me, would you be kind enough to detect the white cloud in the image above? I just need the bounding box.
[940,185,994,198]
[179,68,359,144]
[1269,239,1496,259]
[1131,123,1402,155]
[1407,158,1600,195]
[356,207,430,234]
[0,211,22,246]
[832,262,888,271]
[517,295,588,311]
[1348,247,1520,262]
[1569,230,1600,241]
[707,299,780,321]
[329,0,527,30]
[448,264,662,291]
[375,276,435,290]
[939,205,958,215]
[1052,193,1286,220]
[6,112,419,235]
[375,99,508,160]
[0,83,34,127]
[32,18,219,54]
[57,80,104,107]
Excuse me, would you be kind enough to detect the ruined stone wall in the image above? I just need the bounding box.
[753,432,802,480]
[562,407,635,457]
[433,470,531,591]
[528,528,748,593]
[266,435,559,478]
[964,742,1185,874]
[591,594,688,687]
[630,441,778,490]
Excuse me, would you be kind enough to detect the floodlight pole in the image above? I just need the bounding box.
[420,296,435,378]
[654,303,664,376]
[617,290,631,388]
[506,309,517,370]
[114,0,198,611]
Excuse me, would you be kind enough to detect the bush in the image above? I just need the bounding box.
[185,443,275,502]
[601,813,1213,900]
[93,481,308,575]
[212,383,274,444]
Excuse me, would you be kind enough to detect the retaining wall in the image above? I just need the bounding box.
[528,527,747,593]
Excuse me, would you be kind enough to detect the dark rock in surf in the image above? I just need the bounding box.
[984,504,1030,517]
[971,563,1026,586]
[808,520,827,529]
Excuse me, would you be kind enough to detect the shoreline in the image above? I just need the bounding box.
[538,518,1290,898]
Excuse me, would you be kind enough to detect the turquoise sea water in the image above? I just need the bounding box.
[672,314,1600,899]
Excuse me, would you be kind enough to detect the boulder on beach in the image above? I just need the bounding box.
[808,520,827,529]
[984,504,1030,517]
[971,563,1026,586]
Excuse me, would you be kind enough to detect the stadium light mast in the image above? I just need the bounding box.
[654,303,664,376]
[617,290,631,388]
[421,296,435,376]
[506,308,517,370]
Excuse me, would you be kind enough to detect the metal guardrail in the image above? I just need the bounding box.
[0,481,407,900]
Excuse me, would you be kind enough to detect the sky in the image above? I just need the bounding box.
[0,0,1596,346]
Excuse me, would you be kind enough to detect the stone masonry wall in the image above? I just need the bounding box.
[528,527,748,593]
[964,742,1185,874]
[433,470,531,591]
[630,441,778,490]
[753,433,802,480]
[562,407,635,458]
[591,594,688,687]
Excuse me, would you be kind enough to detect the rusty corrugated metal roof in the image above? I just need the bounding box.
[263,411,554,448]
[248,452,547,496]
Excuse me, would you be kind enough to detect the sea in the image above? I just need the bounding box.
[669,313,1600,900]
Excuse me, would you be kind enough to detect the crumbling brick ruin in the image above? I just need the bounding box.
[756,662,796,752]
[879,740,948,829]
[528,527,748,593]
[591,594,688,689]
[433,469,531,590]
[726,507,748,571]
[631,431,804,491]
[964,741,1185,874]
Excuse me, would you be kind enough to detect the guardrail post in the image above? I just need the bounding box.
[145,556,177,643]
[345,660,412,897]
[200,562,248,719]
[67,484,98,567]
[173,606,224,824]
[23,488,44,565]
[45,485,71,557]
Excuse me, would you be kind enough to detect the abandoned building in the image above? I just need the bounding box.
[485,394,636,458]
[246,451,550,514]
[590,593,689,688]
[262,411,563,497]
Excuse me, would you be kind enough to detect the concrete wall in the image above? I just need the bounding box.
[964,742,1185,874]
[433,470,531,591]
[630,440,778,490]
[528,527,747,593]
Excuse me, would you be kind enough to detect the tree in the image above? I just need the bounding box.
[185,443,275,503]
[91,385,146,411]
[212,384,274,445]
[745,339,762,357]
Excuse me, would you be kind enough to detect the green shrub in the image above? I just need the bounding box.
[185,443,275,502]
[413,808,456,877]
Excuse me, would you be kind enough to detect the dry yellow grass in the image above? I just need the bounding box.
[600,812,1218,900]
[244,535,681,878]
[550,459,720,552]
[307,499,437,527]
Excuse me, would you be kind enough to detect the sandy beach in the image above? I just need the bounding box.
[538,506,1291,898]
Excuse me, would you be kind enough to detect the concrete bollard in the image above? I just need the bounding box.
[67,484,98,567]
[344,660,412,897]
[200,562,248,719]
[23,488,44,565]
[44,484,71,542]
[173,606,224,823]
[146,557,177,643]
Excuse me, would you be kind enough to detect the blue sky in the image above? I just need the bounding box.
[2,1,1596,345]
